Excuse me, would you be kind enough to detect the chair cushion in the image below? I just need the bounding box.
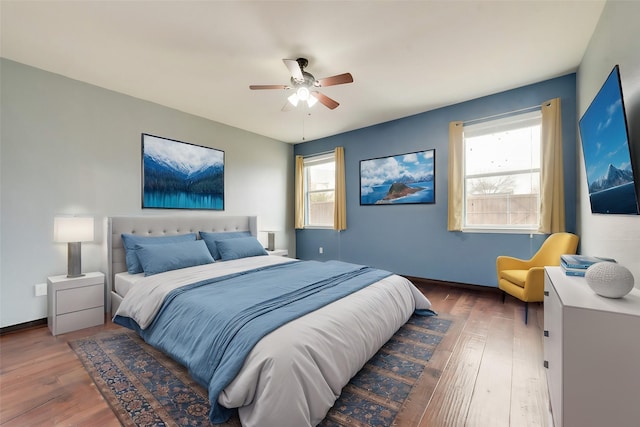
[500,269,528,288]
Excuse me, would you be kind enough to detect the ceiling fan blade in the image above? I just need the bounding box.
[317,73,353,87]
[282,100,294,112]
[249,84,289,90]
[311,91,340,110]
[283,59,304,82]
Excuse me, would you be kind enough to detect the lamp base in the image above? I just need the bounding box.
[67,242,84,278]
[267,232,275,251]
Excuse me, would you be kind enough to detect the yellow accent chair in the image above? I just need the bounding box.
[497,232,579,324]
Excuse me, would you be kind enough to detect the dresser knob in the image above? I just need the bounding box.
[544,291,549,296]
[544,360,549,369]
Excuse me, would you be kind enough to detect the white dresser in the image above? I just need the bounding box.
[543,266,640,427]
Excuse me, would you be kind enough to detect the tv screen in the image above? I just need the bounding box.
[579,65,640,214]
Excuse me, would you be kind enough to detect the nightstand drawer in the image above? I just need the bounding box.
[56,284,103,314]
[55,306,104,335]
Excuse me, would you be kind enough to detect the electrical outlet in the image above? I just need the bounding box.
[319,247,324,254]
[34,283,47,296]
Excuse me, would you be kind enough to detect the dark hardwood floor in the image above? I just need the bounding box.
[416,283,551,427]
[0,282,551,426]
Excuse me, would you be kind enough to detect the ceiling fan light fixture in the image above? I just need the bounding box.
[307,94,318,108]
[287,93,299,107]
[296,86,310,101]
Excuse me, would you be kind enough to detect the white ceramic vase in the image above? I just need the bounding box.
[585,262,635,298]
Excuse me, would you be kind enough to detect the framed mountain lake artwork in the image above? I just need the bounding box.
[360,149,435,205]
[141,133,224,210]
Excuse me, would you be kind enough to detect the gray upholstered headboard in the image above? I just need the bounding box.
[106,215,258,294]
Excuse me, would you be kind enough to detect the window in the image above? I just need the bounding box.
[463,110,542,232]
[303,152,335,228]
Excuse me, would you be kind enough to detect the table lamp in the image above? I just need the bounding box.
[260,230,276,251]
[54,216,94,278]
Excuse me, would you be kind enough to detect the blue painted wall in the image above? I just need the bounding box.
[294,74,577,287]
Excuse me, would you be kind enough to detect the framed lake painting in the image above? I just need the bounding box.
[141,133,224,210]
[360,149,435,205]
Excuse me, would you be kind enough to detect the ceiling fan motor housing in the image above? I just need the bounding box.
[296,57,309,70]
[291,71,317,88]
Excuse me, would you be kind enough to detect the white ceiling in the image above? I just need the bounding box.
[1,0,605,144]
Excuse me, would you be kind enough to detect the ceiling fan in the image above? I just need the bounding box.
[249,58,353,111]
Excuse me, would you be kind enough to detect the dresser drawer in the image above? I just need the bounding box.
[55,306,104,335]
[543,272,563,426]
[56,283,103,314]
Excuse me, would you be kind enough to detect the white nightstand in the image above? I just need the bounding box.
[266,249,289,257]
[47,272,105,336]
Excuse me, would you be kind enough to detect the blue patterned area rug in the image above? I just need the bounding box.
[70,314,454,427]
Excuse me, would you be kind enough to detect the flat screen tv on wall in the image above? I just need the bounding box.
[579,65,640,215]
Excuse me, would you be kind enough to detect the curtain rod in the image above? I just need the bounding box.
[462,103,546,126]
[301,149,335,158]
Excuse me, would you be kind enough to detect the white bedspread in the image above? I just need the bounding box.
[115,256,432,427]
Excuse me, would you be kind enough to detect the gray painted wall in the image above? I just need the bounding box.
[0,59,294,328]
[577,0,640,283]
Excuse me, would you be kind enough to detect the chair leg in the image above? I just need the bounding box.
[501,291,506,303]
[524,302,529,324]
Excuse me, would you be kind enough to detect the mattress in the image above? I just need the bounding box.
[114,271,145,297]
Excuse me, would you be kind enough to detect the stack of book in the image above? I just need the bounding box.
[560,254,617,276]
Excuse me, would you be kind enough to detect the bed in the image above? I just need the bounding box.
[107,214,434,427]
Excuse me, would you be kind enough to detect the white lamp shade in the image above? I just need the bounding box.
[54,216,94,242]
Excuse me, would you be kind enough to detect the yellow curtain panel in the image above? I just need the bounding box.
[294,155,304,229]
[539,98,566,233]
[334,147,347,231]
[447,121,464,231]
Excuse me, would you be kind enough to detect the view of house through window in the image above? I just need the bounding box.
[304,153,335,228]
[463,110,542,231]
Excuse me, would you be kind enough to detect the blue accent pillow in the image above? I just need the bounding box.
[199,231,252,260]
[215,236,268,261]
[135,240,214,276]
[121,233,197,274]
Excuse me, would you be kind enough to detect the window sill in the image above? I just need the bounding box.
[462,227,542,235]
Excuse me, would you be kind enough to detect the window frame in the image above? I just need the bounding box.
[303,152,336,229]
[461,110,542,234]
